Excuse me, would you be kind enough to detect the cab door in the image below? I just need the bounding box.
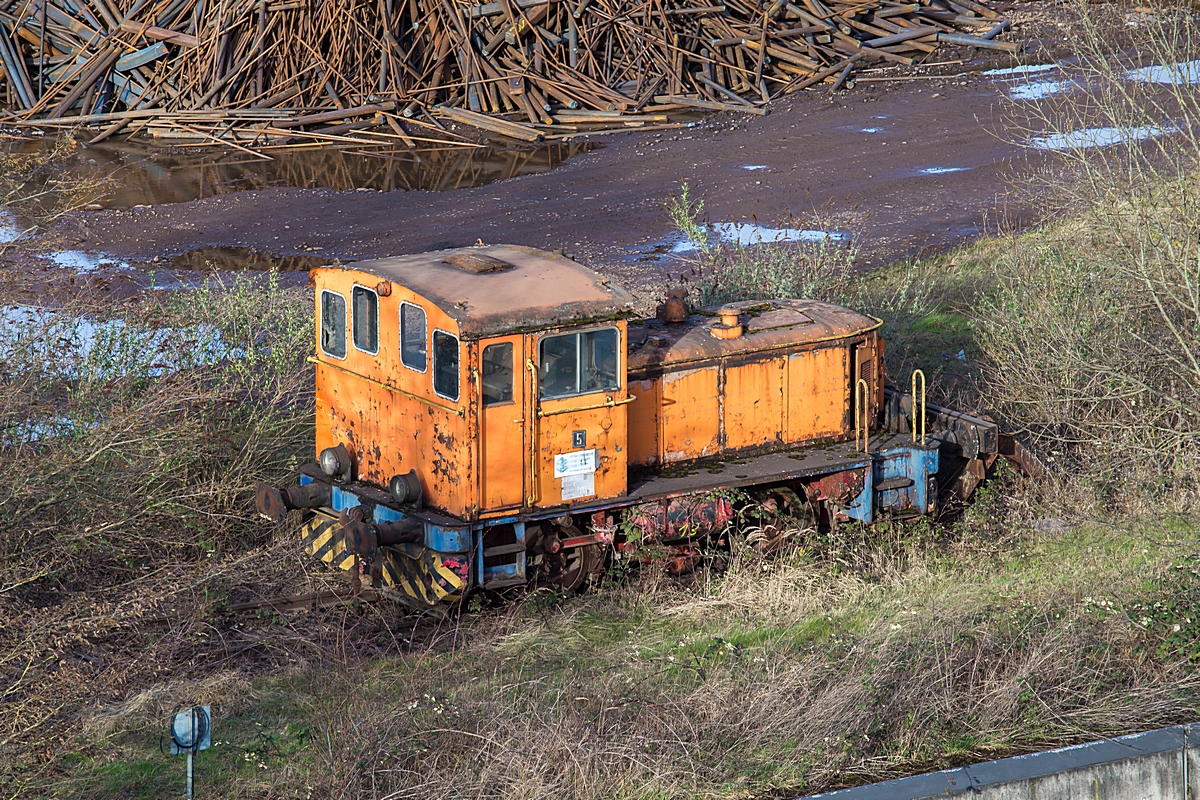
[532,324,629,507]
[479,335,527,511]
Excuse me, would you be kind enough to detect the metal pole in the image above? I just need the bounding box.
[37,0,46,99]
[187,706,196,800]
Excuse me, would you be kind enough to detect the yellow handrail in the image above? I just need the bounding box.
[526,358,539,506]
[855,378,869,454]
[537,394,636,417]
[911,369,926,446]
[308,356,464,417]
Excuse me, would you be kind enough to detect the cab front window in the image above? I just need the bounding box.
[320,290,346,359]
[433,330,460,401]
[352,286,378,354]
[538,328,619,400]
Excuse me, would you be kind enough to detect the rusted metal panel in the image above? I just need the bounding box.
[786,344,850,442]
[807,468,866,504]
[998,432,1046,478]
[723,356,786,450]
[333,245,635,338]
[622,494,735,542]
[659,366,720,463]
[535,396,628,506]
[627,377,661,467]
[313,268,477,518]
[627,299,880,374]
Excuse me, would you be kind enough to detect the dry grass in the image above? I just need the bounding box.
[0,272,322,795]
[41,486,1200,800]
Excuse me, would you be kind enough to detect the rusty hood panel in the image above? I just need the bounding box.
[323,244,635,338]
[627,299,881,373]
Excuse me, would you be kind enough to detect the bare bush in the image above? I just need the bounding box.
[665,183,862,307]
[0,272,314,788]
[980,5,1200,506]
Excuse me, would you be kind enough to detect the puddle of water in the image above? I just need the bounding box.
[0,211,22,244]
[1,302,241,442]
[741,164,769,170]
[0,303,238,381]
[1125,60,1200,85]
[919,167,971,175]
[47,250,131,271]
[7,137,601,210]
[1031,125,1171,151]
[669,223,849,253]
[861,127,885,134]
[633,223,849,261]
[983,63,1059,77]
[1008,79,1073,101]
[166,246,331,273]
[36,245,330,279]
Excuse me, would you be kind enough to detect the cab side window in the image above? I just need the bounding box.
[400,303,427,372]
[433,330,460,401]
[539,328,619,399]
[352,286,378,354]
[320,290,346,359]
[482,343,513,406]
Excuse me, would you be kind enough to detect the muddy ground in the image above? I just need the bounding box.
[42,4,1083,295]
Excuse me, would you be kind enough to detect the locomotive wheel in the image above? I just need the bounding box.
[555,544,602,591]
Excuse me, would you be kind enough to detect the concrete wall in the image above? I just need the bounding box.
[799,724,1200,800]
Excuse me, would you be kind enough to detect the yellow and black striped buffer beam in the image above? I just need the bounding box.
[299,511,466,607]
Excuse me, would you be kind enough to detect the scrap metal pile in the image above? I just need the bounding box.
[0,0,1015,146]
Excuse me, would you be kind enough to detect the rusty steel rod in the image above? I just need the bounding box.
[0,0,1010,144]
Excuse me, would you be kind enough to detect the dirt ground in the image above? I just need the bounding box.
[42,2,1077,299]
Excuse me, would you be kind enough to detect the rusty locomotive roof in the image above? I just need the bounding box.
[326,245,635,337]
[627,299,882,373]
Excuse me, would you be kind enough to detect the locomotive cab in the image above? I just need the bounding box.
[307,244,636,519]
[256,244,999,608]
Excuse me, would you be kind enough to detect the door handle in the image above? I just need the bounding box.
[513,418,525,424]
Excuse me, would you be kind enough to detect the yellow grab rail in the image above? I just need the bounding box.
[911,369,926,446]
[526,358,539,506]
[308,356,464,417]
[855,377,869,455]
[537,394,636,417]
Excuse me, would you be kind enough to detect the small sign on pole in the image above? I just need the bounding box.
[168,706,211,800]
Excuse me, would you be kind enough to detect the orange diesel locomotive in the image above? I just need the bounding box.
[256,245,998,607]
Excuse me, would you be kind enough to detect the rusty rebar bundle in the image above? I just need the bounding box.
[0,0,1014,144]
